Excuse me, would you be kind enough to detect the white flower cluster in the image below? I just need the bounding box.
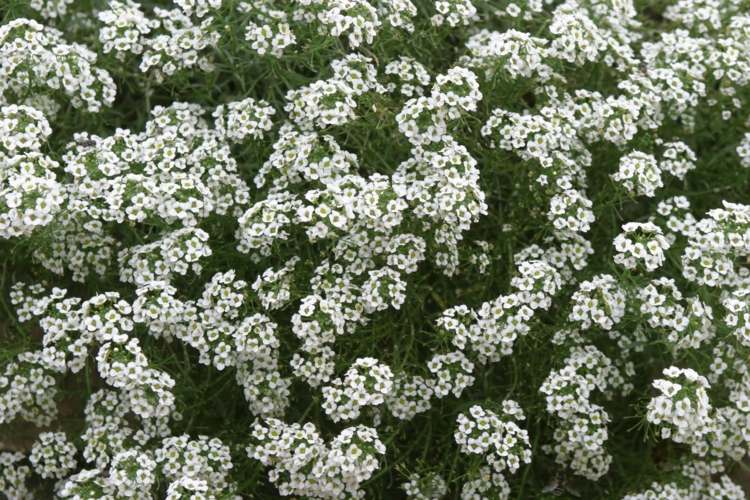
[97,0,222,80]
[0,103,63,239]
[511,260,563,310]
[79,389,170,470]
[0,151,64,239]
[426,350,475,398]
[252,257,299,311]
[97,0,159,60]
[460,29,552,81]
[27,102,251,280]
[248,419,385,498]
[107,449,157,498]
[568,274,626,330]
[722,287,750,346]
[0,105,52,158]
[29,432,77,480]
[611,151,663,198]
[432,0,477,27]
[647,367,713,447]
[681,201,750,288]
[213,97,276,143]
[58,468,117,498]
[481,99,596,243]
[397,67,481,145]
[369,253,565,439]
[253,124,358,191]
[514,234,594,286]
[459,465,511,500]
[3,283,179,430]
[658,140,697,179]
[613,221,670,272]
[385,374,434,420]
[139,8,219,82]
[306,0,382,47]
[57,433,235,498]
[430,257,562,376]
[654,195,696,242]
[229,56,490,427]
[28,0,75,20]
[174,0,222,18]
[637,277,715,350]
[482,100,584,170]
[164,476,215,499]
[29,213,117,282]
[240,0,418,58]
[1,19,116,114]
[384,57,431,97]
[155,435,235,494]
[402,472,447,499]
[240,2,297,57]
[540,345,624,480]
[454,402,532,476]
[118,227,212,285]
[624,462,745,500]
[0,452,31,499]
[285,54,382,131]
[738,132,750,168]
[548,1,619,67]
[0,350,60,427]
[548,189,595,234]
[129,268,291,416]
[322,357,394,421]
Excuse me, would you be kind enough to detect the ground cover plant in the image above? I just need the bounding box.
[1,0,750,498]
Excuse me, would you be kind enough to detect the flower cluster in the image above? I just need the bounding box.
[722,287,750,346]
[139,8,219,82]
[322,357,394,421]
[454,402,532,476]
[248,419,385,498]
[426,351,475,398]
[0,452,31,499]
[540,345,624,480]
[29,432,77,480]
[681,201,750,287]
[213,97,276,143]
[107,449,157,498]
[0,350,60,427]
[1,19,116,114]
[613,221,670,272]
[240,2,297,58]
[637,277,715,350]
[0,151,64,239]
[402,472,447,499]
[624,462,745,500]
[118,228,212,285]
[646,367,713,447]
[0,105,52,157]
[611,151,663,198]
[285,54,382,130]
[385,374,434,420]
[432,0,477,27]
[384,57,431,97]
[97,0,159,60]
[155,435,235,494]
[397,67,481,145]
[568,274,626,330]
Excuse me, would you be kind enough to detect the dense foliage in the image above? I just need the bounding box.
[2,0,750,498]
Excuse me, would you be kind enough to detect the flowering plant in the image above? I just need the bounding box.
[2,0,750,498]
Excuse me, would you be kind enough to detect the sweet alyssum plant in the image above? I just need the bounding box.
[1,0,750,498]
